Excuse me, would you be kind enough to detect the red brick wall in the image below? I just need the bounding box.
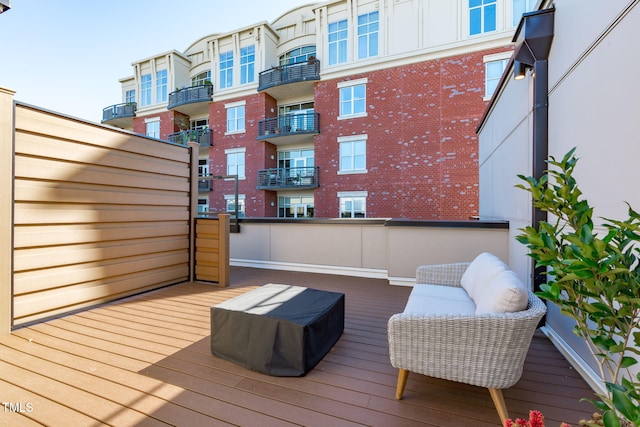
[207,93,278,217]
[313,48,510,220]
[132,110,185,139]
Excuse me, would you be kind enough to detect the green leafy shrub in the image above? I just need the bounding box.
[516,148,640,427]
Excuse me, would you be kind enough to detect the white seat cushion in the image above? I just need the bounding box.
[460,252,508,301]
[403,284,476,316]
[474,269,529,314]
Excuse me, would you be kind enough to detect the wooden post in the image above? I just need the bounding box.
[0,87,15,336]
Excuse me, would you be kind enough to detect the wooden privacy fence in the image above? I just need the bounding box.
[0,89,229,333]
[194,215,230,286]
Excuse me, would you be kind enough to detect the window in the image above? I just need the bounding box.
[240,45,255,84]
[339,80,367,118]
[125,90,135,104]
[192,71,211,86]
[198,158,209,177]
[328,19,348,65]
[156,69,168,103]
[512,0,535,26]
[220,51,233,89]
[145,119,160,139]
[140,74,152,107]
[281,46,316,65]
[339,192,367,218]
[226,102,245,133]
[278,196,315,218]
[469,0,496,35]
[339,136,366,173]
[198,198,209,214]
[485,58,508,98]
[225,148,245,179]
[358,11,379,59]
[225,194,245,218]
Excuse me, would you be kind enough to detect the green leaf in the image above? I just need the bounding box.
[611,386,639,421]
[602,410,621,427]
[620,356,637,369]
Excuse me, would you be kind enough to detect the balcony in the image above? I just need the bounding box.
[257,166,319,190]
[101,102,136,128]
[167,128,212,147]
[258,59,320,99]
[257,112,319,145]
[167,84,213,115]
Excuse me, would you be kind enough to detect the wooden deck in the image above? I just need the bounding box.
[0,267,595,426]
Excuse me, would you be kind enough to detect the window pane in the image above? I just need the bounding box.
[470,8,481,35]
[484,4,496,32]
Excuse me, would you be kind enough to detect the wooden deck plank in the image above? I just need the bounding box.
[0,266,597,426]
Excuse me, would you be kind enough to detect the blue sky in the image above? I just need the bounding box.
[0,0,311,122]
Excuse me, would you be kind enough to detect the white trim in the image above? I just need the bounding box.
[144,117,160,123]
[337,191,368,198]
[540,325,606,395]
[224,147,246,154]
[483,51,512,62]
[230,258,388,280]
[388,276,415,287]
[337,134,368,143]
[337,77,369,88]
[224,100,246,108]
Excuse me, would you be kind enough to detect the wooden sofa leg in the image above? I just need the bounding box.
[488,388,509,424]
[395,369,409,400]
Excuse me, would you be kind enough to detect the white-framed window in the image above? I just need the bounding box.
[339,135,367,174]
[469,0,497,36]
[338,79,367,118]
[125,90,135,104]
[220,50,234,89]
[192,71,211,86]
[240,45,255,84]
[198,158,209,177]
[140,74,152,107]
[225,147,246,179]
[328,19,348,65]
[512,0,536,27]
[358,11,379,59]
[338,191,367,218]
[484,56,509,99]
[145,118,160,139]
[198,198,209,214]
[225,194,245,218]
[156,69,168,103]
[278,195,315,218]
[225,101,245,133]
[281,46,316,65]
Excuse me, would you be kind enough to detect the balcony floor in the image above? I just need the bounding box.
[0,267,595,426]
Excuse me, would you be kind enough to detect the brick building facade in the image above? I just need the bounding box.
[103,0,528,220]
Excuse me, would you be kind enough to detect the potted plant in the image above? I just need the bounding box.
[516,148,640,427]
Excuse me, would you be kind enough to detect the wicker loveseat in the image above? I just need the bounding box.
[387,253,547,423]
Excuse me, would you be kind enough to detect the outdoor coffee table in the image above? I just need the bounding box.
[210,283,345,376]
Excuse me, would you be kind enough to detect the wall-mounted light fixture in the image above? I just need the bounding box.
[513,60,530,80]
[0,1,10,14]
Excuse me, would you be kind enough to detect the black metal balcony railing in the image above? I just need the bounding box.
[257,166,319,190]
[257,112,319,139]
[167,128,212,147]
[198,179,211,191]
[258,59,320,92]
[168,84,213,110]
[101,102,136,122]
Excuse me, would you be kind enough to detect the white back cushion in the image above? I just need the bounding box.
[460,252,508,300]
[474,269,529,314]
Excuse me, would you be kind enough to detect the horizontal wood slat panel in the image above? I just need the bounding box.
[12,104,192,324]
[15,252,189,293]
[14,204,189,225]
[15,237,189,271]
[14,267,189,322]
[14,223,189,248]
[15,105,186,161]
[15,180,189,207]
[16,133,189,178]
[15,156,189,192]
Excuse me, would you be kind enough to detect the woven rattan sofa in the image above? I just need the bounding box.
[387,253,547,423]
